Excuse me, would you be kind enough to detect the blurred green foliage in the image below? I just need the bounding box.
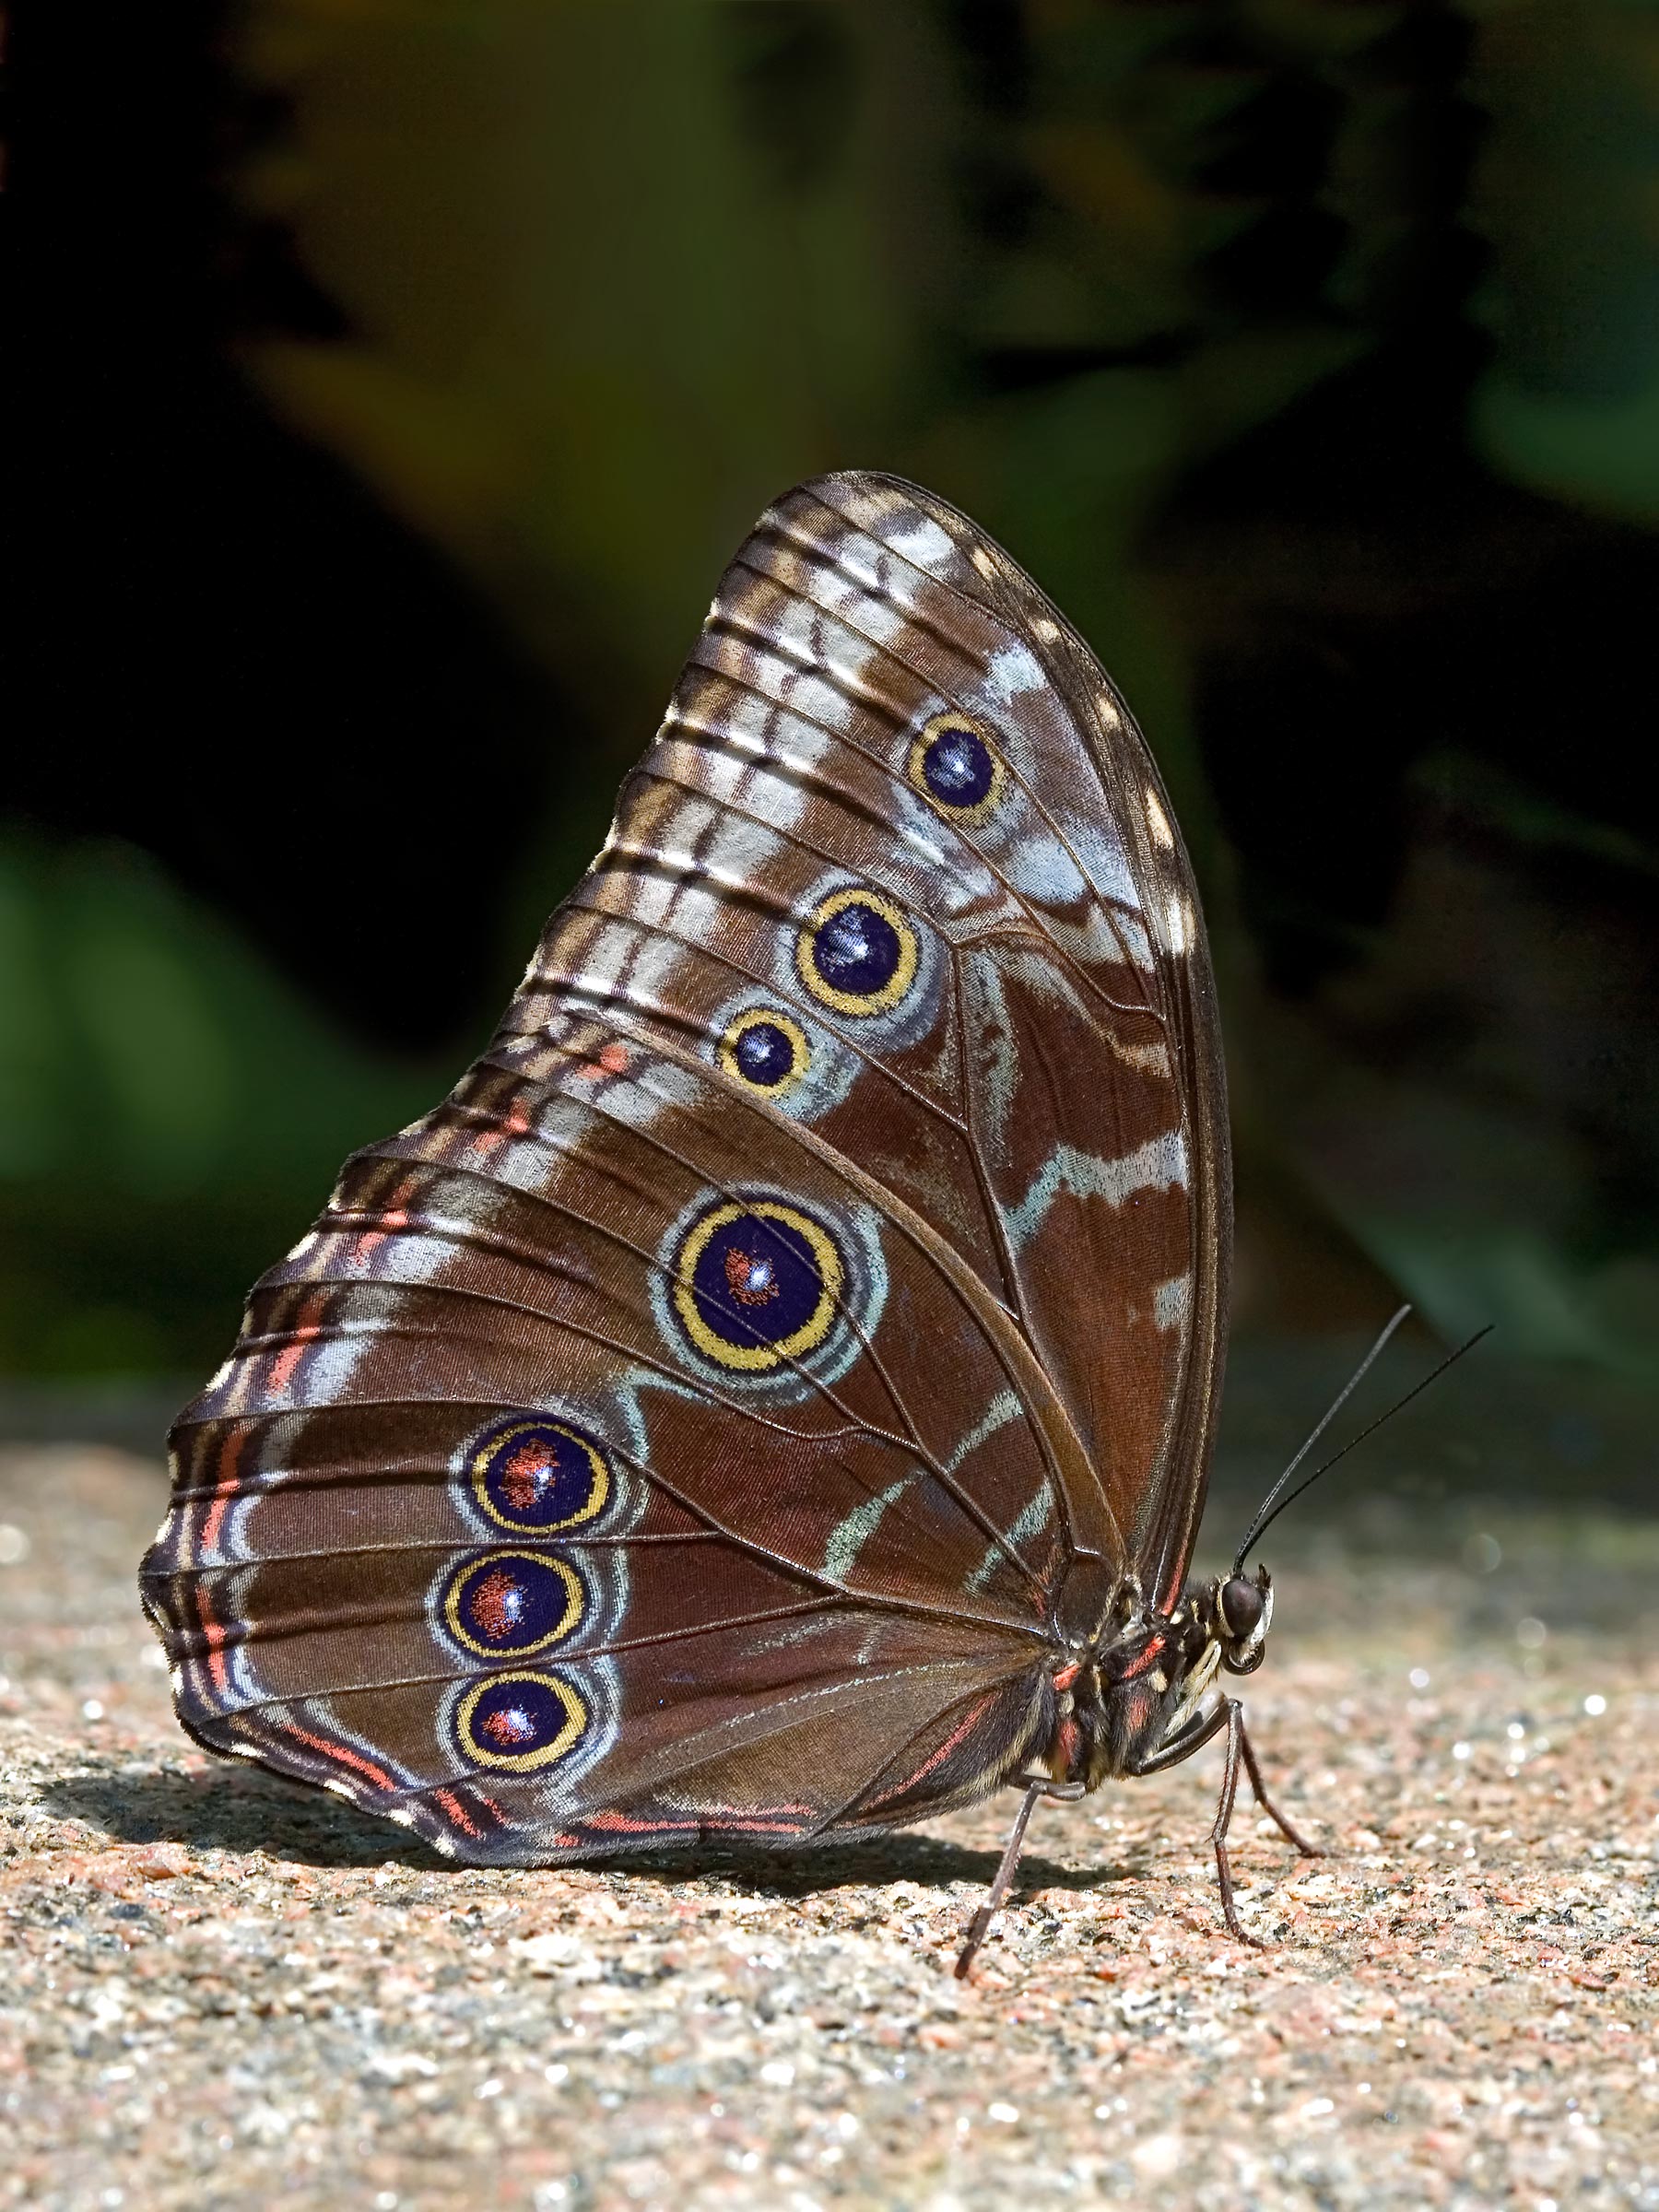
[8,0,1659,1384]
[1471,2,1659,516]
[0,840,436,1376]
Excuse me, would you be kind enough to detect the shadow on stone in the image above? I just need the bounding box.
[41,1764,437,1870]
[41,1763,1129,1900]
[590,1830,1117,1904]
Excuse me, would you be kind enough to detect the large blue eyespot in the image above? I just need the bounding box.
[453,1670,588,1772]
[441,1551,585,1657]
[795,888,918,1017]
[468,1419,610,1535]
[671,1198,843,1372]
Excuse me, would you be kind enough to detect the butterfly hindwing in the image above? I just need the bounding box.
[147,1018,1091,1858]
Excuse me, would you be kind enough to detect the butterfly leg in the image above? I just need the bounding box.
[1127,1696,1319,1938]
[1237,1708,1323,1858]
[954,1775,1086,1981]
[1121,1700,1265,1945]
[1206,1698,1270,1947]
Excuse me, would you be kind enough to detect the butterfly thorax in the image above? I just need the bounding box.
[1040,1566,1273,1792]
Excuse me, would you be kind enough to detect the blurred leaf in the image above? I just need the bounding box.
[66,918,236,1197]
[0,864,60,1179]
[243,0,960,712]
[1469,2,1659,520]
[0,837,438,1375]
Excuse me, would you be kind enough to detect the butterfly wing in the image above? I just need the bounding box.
[141,471,1229,1864]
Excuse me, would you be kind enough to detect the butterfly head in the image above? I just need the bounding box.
[1211,1563,1273,1677]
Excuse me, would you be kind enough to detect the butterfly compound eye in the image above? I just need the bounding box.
[1218,1575,1264,1641]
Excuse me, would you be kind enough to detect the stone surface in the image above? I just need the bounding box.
[2,1440,1656,2210]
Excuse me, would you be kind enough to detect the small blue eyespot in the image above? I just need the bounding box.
[735,1020,794,1088]
[923,724,995,809]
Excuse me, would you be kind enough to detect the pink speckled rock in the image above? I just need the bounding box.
[2,1441,1655,2211]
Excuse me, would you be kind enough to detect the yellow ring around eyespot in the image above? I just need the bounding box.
[454,1669,588,1773]
[671,1198,844,1372]
[906,712,1006,829]
[716,1007,810,1098]
[794,886,919,1018]
[470,1421,609,1534]
[442,1550,586,1659]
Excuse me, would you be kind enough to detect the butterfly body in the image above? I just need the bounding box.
[1018,1564,1269,1792]
[142,471,1315,1955]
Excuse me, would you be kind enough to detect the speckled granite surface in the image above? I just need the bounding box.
[2,1441,1655,2211]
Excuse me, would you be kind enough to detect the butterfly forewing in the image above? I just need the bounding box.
[141,472,1229,1864]
[521,474,1227,1588]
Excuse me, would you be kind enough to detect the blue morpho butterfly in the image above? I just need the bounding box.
[140,474,1477,1971]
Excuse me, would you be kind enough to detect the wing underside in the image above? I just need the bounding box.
[140,470,1229,1859]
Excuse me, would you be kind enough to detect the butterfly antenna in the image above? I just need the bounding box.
[1231,1305,1411,1573]
[1233,1314,1493,1575]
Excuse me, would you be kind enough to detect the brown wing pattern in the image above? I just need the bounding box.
[140,472,1229,1863]
[808,475,1232,1605]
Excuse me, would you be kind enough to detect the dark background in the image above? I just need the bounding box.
[6,1,1656,1506]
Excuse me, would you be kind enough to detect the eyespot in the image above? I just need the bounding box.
[469,1419,610,1535]
[441,1551,586,1658]
[718,1007,809,1096]
[907,713,1004,826]
[453,1669,588,1771]
[795,886,918,1017]
[671,1197,843,1372]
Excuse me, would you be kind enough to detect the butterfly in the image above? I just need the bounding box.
[140,470,1323,1971]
